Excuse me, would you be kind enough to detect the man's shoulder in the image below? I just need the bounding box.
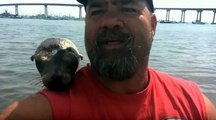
[75,64,95,83]
[148,67,199,90]
[76,63,92,76]
[149,67,195,82]
[148,67,208,119]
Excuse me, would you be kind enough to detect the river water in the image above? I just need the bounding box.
[0,18,216,111]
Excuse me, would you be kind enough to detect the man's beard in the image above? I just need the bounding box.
[87,27,138,81]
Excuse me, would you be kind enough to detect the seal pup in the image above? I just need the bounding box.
[31,38,83,91]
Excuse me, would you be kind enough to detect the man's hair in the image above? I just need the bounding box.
[77,0,154,12]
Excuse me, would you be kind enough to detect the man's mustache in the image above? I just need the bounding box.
[95,27,133,46]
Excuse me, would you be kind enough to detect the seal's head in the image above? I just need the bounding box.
[31,38,83,91]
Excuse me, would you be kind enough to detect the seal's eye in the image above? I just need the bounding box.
[51,49,58,55]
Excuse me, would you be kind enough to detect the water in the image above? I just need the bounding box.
[0,18,216,111]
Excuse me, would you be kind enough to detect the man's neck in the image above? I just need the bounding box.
[96,66,149,94]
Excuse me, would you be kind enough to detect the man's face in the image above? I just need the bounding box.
[84,0,157,81]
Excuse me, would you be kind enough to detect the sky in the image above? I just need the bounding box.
[0,0,216,23]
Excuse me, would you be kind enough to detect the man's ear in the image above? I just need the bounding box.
[151,14,157,36]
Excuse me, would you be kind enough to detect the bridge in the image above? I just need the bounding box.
[155,7,216,24]
[0,3,216,23]
[0,3,84,19]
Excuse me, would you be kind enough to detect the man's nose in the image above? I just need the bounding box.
[99,11,124,29]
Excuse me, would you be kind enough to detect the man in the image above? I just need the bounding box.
[1,0,216,119]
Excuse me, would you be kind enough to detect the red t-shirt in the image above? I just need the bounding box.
[40,64,207,120]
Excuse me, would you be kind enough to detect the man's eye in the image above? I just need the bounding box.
[90,10,104,16]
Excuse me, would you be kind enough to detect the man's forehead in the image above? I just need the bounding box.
[78,0,154,12]
[110,0,133,4]
[87,0,138,5]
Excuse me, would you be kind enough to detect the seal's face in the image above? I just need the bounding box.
[31,38,83,91]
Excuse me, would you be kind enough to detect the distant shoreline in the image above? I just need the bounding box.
[0,16,84,21]
[0,10,84,20]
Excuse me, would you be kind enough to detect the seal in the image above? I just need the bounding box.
[31,38,83,91]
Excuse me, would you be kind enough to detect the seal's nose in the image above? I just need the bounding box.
[50,49,79,74]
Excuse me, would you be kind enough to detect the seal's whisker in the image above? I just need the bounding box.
[29,76,43,87]
[38,82,45,89]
